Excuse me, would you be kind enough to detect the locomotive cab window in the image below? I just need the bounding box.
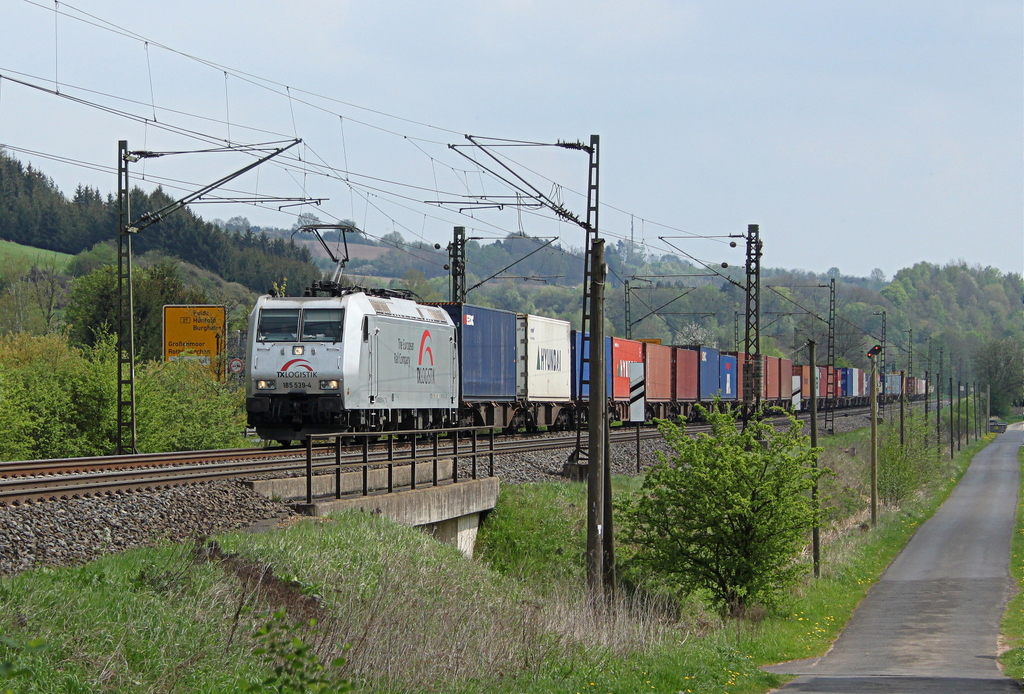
[301,309,344,342]
[257,309,300,342]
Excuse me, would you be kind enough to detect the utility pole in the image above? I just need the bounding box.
[586,238,607,602]
[949,377,954,460]
[937,347,944,453]
[742,224,762,421]
[924,369,930,444]
[986,385,991,432]
[825,278,836,435]
[868,344,881,527]
[975,382,981,439]
[899,370,906,447]
[957,381,963,451]
[448,226,467,302]
[924,337,931,439]
[808,340,820,577]
[973,383,978,439]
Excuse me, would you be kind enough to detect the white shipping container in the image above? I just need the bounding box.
[791,375,802,410]
[885,373,903,395]
[517,314,572,401]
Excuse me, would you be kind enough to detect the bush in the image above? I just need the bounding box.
[0,333,115,459]
[136,358,248,453]
[0,332,247,460]
[617,406,825,617]
[877,413,937,504]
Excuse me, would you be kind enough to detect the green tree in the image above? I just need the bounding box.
[974,336,1024,415]
[617,406,824,617]
[65,258,208,361]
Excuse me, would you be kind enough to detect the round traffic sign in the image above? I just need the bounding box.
[228,358,244,374]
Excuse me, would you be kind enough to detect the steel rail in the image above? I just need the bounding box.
[0,405,891,507]
[0,429,640,506]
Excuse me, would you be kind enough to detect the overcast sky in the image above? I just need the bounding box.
[0,0,1020,279]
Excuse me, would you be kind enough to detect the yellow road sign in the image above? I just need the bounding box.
[162,305,227,379]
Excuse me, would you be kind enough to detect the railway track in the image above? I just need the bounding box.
[0,427,663,506]
[0,404,888,508]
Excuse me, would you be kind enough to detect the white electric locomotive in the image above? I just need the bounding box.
[246,282,458,444]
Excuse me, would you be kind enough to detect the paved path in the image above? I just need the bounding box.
[766,425,1023,693]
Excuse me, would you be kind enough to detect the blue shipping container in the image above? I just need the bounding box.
[839,368,853,398]
[570,331,613,401]
[719,354,738,400]
[436,303,517,402]
[697,346,721,400]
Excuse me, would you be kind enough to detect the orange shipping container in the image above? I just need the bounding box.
[765,356,781,400]
[778,358,793,399]
[644,343,673,401]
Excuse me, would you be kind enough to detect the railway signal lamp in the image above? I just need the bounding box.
[867,345,882,358]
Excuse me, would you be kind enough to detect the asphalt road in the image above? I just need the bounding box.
[765,425,1023,693]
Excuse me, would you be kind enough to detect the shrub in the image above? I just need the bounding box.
[617,406,825,617]
[136,358,247,452]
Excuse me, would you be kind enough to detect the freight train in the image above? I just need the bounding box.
[245,283,925,443]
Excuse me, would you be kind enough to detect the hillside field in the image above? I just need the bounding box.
[0,239,73,269]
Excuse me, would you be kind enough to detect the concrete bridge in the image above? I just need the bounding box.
[244,458,499,557]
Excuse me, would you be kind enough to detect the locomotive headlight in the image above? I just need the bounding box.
[292,345,305,356]
[256,379,277,390]
[320,379,340,390]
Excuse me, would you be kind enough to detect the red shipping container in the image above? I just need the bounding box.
[644,343,673,401]
[612,338,644,401]
[778,358,793,399]
[765,356,780,400]
[817,366,828,398]
[674,347,699,401]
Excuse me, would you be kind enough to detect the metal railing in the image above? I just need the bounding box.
[303,426,497,504]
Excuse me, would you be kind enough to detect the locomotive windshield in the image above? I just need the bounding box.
[301,309,344,342]
[257,309,299,341]
[257,308,344,343]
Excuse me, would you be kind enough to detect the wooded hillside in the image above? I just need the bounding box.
[0,149,321,294]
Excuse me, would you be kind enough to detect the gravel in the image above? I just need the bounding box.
[0,407,901,578]
[0,481,295,578]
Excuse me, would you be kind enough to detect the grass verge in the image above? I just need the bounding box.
[469,430,995,694]
[1000,436,1024,678]
[0,427,998,693]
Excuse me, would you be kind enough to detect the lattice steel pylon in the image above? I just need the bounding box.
[878,311,887,417]
[448,226,467,302]
[623,279,632,339]
[576,135,600,445]
[742,224,762,419]
[825,278,836,435]
[906,328,913,383]
[112,138,299,456]
[116,141,138,455]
